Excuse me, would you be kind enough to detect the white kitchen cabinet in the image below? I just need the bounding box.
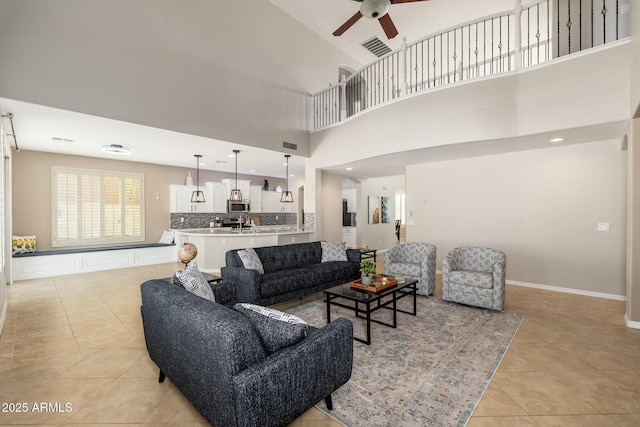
[170,184,212,213]
[261,191,277,212]
[209,182,228,213]
[221,179,251,200]
[249,185,262,213]
[261,191,294,212]
[342,227,357,248]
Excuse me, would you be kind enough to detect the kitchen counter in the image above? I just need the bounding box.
[172,227,312,272]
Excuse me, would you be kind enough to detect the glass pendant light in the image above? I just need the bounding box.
[191,154,205,203]
[281,154,294,203]
[229,149,242,201]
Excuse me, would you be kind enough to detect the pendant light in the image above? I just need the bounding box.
[281,154,294,203]
[191,154,205,203]
[229,149,242,201]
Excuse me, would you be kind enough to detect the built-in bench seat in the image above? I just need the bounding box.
[11,243,177,282]
[12,242,175,257]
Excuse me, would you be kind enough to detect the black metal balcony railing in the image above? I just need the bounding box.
[311,0,629,131]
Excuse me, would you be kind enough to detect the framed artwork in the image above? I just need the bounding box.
[368,196,380,224]
[381,196,391,223]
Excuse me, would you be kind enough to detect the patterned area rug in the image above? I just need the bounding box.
[286,295,523,427]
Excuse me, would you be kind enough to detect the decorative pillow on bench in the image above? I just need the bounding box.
[13,235,37,255]
[173,265,215,302]
[237,247,264,274]
[234,303,308,354]
[321,241,348,262]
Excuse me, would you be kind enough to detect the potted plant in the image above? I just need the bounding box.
[360,259,377,285]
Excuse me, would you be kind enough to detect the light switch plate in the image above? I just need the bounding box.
[597,223,610,232]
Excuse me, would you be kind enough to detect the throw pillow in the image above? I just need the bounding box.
[321,241,348,262]
[237,248,264,274]
[158,230,174,244]
[234,303,308,354]
[173,265,215,302]
[12,235,36,255]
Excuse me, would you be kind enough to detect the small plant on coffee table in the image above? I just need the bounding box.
[360,259,377,285]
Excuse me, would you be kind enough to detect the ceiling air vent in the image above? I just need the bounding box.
[361,37,392,57]
[51,137,74,143]
[283,141,297,150]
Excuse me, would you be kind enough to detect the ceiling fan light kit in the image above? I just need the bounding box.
[361,0,390,19]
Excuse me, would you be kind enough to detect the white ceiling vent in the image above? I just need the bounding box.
[51,136,74,143]
[361,37,392,57]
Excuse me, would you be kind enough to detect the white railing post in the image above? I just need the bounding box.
[339,74,347,121]
[400,37,408,97]
[514,0,523,70]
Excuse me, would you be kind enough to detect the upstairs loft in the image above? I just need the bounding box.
[311,0,631,132]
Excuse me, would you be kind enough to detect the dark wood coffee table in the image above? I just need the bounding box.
[323,276,418,345]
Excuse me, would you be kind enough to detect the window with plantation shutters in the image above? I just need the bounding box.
[52,167,144,247]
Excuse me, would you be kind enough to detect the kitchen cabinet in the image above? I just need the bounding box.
[249,185,262,213]
[261,191,278,212]
[209,182,228,213]
[170,184,212,213]
[221,179,251,201]
[342,227,357,248]
[261,191,294,212]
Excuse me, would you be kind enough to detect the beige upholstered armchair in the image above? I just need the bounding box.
[383,242,436,296]
[442,247,506,311]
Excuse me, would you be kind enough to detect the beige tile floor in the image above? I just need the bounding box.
[1,260,640,426]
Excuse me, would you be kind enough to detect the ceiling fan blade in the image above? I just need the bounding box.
[391,0,430,3]
[378,13,398,39]
[333,11,364,36]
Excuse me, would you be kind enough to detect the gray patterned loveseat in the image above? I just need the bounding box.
[140,279,354,427]
[221,241,361,306]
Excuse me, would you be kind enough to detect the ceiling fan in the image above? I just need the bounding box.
[333,0,431,40]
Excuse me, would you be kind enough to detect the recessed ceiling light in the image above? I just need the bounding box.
[550,137,565,143]
[101,144,131,155]
[346,167,353,171]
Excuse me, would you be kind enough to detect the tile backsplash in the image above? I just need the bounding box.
[170,212,297,229]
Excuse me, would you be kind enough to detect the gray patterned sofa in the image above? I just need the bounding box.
[221,241,361,306]
[140,279,354,427]
[384,242,437,296]
[442,246,507,311]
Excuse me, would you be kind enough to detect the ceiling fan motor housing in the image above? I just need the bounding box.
[360,0,390,19]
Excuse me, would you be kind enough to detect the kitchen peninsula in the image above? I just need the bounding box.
[173,226,312,272]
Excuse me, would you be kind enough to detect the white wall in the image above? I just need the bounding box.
[319,171,345,244]
[407,139,627,297]
[0,113,7,335]
[0,0,358,156]
[358,175,405,251]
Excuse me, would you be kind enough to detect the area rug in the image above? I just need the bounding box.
[286,296,523,427]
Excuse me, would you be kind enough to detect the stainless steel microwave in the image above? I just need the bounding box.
[227,200,250,213]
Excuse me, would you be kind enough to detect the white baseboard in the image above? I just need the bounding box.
[625,313,640,330]
[506,279,626,301]
[434,269,626,301]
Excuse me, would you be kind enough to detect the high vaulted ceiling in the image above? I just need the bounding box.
[270,0,514,67]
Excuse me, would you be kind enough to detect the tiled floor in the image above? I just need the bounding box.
[1,261,640,426]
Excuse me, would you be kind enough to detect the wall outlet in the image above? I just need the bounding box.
[597,223,610,232]
[180,217,184,223]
